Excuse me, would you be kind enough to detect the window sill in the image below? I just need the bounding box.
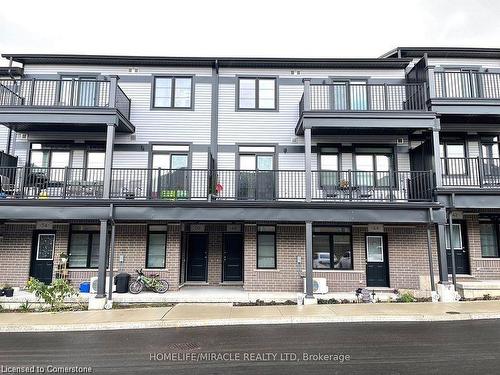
[150,106,194,111]
[67,268,118,272]
[253,269,280,272]
[473,257,500,261]
[236,108,279,112]
[313,269,361,273]
[144,268,169,272]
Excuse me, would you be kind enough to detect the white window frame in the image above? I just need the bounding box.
[36,233,56,261]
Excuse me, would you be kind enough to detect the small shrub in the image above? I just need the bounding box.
[483,294,492,300]
[26,278,78,312]
[19,300,32,312]
[318,298,339,304]
[397,292,416,303]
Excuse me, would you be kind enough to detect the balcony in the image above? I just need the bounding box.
[0,78,134,133]
[296,82,435,135]
[0,167,434,203]
[441,157,500,188]
[430,71,500,116]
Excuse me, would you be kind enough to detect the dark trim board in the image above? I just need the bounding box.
[437,192,500,209]
[296,112,438,135]
[0,202,443,224]
[2,54,412,69]
[0,107,134,133]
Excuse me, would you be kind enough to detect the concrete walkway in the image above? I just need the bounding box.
[1,300,500,332]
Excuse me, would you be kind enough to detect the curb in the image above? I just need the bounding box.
[1,313,500,333]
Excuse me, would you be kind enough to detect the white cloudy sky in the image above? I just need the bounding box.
[0,0,498,65]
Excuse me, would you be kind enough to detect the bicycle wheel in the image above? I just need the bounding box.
[154,280,169,293]
[129,280,144,294]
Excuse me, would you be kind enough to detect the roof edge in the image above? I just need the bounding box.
[1,54,412,69]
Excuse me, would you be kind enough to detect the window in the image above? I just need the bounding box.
[481,136,500,177]
[445,224,463,250]
[58,76,98,106]
[151,145,190,198]
[480,221,500,258]
[257,226,276,269]
[366,236,384,262]
[319,147,339,187]
[85,151,105,180]
[30,144,71,181]
[151,145,189,170]
[312,227,352,270]
[238,146,275,200]
[147,225,167,268]
[440,141,466,175]
[330,80,367,110]
[238,78,276,110]
[354,147,393,187]
[153,77,192,109]
[86,152,105,169]
[68,225,104,268]
[36,234,55,260]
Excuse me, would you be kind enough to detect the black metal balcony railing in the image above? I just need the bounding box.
[0,167,434,202]
[300,83,427,114]
[441,157,500,187]
[0,78,131,119]
[434,71,500,99]
[311,170,433,202]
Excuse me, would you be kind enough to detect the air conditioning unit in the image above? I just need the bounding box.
[89,276,116,294]
[303,277,329,294]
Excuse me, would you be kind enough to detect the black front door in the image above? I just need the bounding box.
[446,222,470,275]
[223,233,243,282]
[30,231,56,284]
[186,233,208,282]
[366,234,389,287]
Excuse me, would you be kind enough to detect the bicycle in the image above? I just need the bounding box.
[128,269,169,294]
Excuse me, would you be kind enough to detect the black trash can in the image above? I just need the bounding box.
[115,272,131,293]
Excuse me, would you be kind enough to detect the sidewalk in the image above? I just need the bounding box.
[1,300,500,332]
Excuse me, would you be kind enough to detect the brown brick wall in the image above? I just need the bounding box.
[466,215,500,280]
[243,224,439,293]
[0,221,445,294]
[0,223,70,288]
[0,223,182,290]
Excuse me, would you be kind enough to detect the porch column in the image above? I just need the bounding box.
[436,223,449,284]
[448,211,457,287]
[432,122,443,188]
[305,221,314,299]
[96,219,108,299]
[426,57,437,99]
[103,123,116,199]
[426,209,436,292]
[304,128,312,202]
[107,219,116,301]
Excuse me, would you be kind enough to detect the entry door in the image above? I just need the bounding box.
[446,223,470,275]
[30,231,56,284]
[223,233,243,282]
[186,233,208,282]
[366,234,389,287]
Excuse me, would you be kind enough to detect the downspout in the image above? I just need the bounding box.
[209,59,219,200]
[106,204,116,308]
[5,57,14,155]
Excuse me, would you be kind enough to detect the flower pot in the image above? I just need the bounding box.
[3,288,14,297]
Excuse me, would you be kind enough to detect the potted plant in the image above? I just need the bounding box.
[2,284,14,297]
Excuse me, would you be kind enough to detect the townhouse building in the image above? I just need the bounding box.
[0,47,499,303]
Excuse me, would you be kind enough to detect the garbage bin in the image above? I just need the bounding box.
[115,272,131,293]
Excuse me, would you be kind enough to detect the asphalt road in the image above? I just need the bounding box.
[1,320,500,374]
